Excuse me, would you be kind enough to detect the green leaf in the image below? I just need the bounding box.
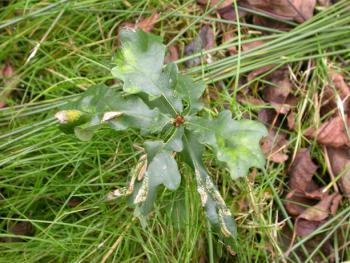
[175,74,206,115]
[130,139,182,216]
[183,131,237,237]
[111,29,205,115]
[111,29,165,96]
[56,85,171,140]
[188,110,267,179]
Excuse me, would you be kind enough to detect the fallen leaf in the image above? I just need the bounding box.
[242,40,265,52]
[326,146,350,198]
[287,111,295,130]
[164,45,179,64]
[262,68,298,114]
[252,15,292,31]
[185,25,215,67]
[295,193,341,236]
[288,148,318,193]
[318,0,332,6]
[67,196,83,208]
[321,72,350,115]
[285,190,319,217]
[247,64,275,82]
[0,221,34,243]
[137,13,160,32]
[305,115,350,148]
[197,0,247,20]
[0,61,17,108]
[222,30,237,55]
[121,13,159,33]
[261,129,289,163]
[244,0,316,23]
[258,108,276,126]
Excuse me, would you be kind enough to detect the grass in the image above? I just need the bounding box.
[1,0,350,262]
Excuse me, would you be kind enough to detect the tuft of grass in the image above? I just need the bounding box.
[1,0,350,262]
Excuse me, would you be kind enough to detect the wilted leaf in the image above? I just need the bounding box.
[188,110,267,179]
[326,146,350,198]
[305,115,350,147]
[261,129,289,163]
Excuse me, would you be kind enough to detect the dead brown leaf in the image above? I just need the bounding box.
[261,129,289,163]
[258,108,276,126]
[327,146,350,198]
[67,197,83,208]
[244,0,316,23]
[197,0,247,20]
[164,45,179,64]
[185,25,215,67]
[295,193,341,237]
[137,13,160,32]
[0,61,17,108]
[252,15,292,31]
[0,221,34,243]
[288,148,318,193]
[247,64,275,82]
[121,13,159,33]
[287,111,296,130]
[222,30,237,55]
[305,115,350,148]
[262,68,298,114]
[321,72,350,115]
